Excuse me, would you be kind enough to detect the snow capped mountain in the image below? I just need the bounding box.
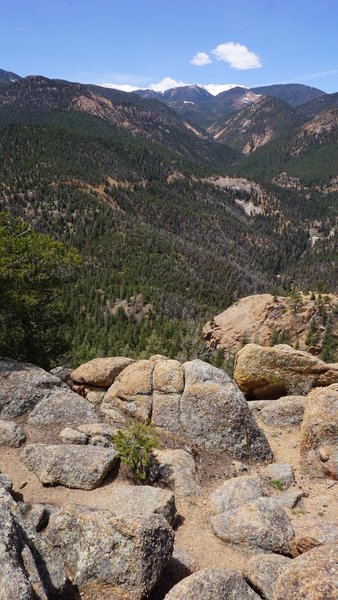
[101,77,246,96]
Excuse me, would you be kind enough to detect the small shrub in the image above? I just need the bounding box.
[268,479,285,491]
[113,422,159,481]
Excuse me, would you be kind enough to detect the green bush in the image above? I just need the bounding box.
[113,423,159,481]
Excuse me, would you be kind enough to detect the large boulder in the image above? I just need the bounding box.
[28,389,98,427]
[211,498,295,554]
[103,357,272,462]
[0,420,26,447]
[71,356,133,388]
[45,503,174,599]
[262,463,295,490]
[22,444,119,490]
[234,344,338,399]
[85,484,176,526]
[248,396,305,425]
[300,384,338,479]
[243,553,291,600]
[210,476,265,514]
[273,542,338,599]
[164,568,260,599]
[0,358,64,418]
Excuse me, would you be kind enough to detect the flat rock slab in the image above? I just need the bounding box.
[164,568,260,600]
[28,389,98,427]
[71,356,133,387]
[248,396,305,425]
[243,553,291,600]
[210,498,295,555]
[210,475,265,514]
[0,420,26,447]
[22,444,119,490]
[87,484,176,526]
[0,358,64,418]
[273,542,338,599]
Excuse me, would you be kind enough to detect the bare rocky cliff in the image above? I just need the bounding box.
[203,293,338,360]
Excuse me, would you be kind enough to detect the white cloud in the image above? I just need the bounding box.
[190,52,212,66]
[212,42,262,70]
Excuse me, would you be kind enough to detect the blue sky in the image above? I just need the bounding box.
[2,0,338,93]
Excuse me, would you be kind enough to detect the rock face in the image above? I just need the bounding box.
[243,553,291,600]
[0,486,69,600]
[210,476,265,514]
[273,542,338,599]
[22,444,119,490]
[28,389,98,427]
[153,449,201,498]
[203,293,338,358]
[248,396,305,425]
[0,420,26,447]
[71,356,133,387]
[103,357,272,461]
[0,358,64,418]
[211,498,295,554]
[46,504,174,598]
[300,384,338,479]
[0,500,33,600]
[234,344,338,399]
[296,522,338,554]
[164,568,261,600]
[86,484,177,526]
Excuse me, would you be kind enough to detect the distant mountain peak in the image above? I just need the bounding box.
[0,68,22,84]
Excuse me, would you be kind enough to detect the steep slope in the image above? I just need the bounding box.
[299,91,338,119]
[0,68,21,84]
[251,83,325,107]
[210,96,306,153]
[234,108,338,183]
[0,76,239,168]
[136,85,262,128]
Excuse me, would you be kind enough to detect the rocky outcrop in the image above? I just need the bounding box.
[0,358,65,418]
[210,476,265,514]
[71,356,133,388]
[211,498,295,554]
[22,444,119,490]
[248,396,305,425]
[103,357,272,461]
[273,542,338,599]
[46,504,174,599]
[164,568,260,599]
[244,553,291,600]
[234,344,338,399]
[300,384,338,479]
[0,420,26,447]
[28,389,98,427]
[203,293,338,358]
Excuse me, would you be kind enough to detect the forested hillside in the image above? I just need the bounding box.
[0,74,337,365]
